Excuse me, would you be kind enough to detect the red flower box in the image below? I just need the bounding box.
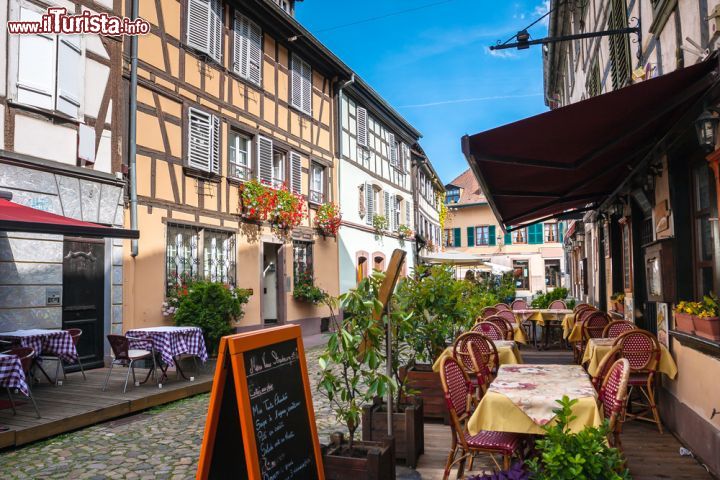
[695,316,720,341]
[674,312,695,334]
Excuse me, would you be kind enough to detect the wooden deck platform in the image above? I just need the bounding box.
[0,361,213,449]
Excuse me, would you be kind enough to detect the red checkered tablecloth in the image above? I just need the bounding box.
[0,329,78,363]
[0,353,29,397]
[126,326,208,367]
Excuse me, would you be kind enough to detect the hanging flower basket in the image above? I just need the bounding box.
[396,224,413,239]
[315,203,342,237]
[238,179,306,233]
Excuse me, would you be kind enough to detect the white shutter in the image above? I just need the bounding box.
[390,195,397,231]
[301,60,312,115]
[365,182,374,225]
[389,133,398,166]
[16,7,55,110]
[247,20,262,86]
[56,35,82,118]
[290,152,302,194]
[290,54,302,110]
[357,107,368,148]
[232,14,247,77]
[187,0,211,54]
[187,108,213,172]
[384,191,391,227]
[257,136,273,184]
[209,0,223,63]
[211,115,221,174]
[406,200,411,226]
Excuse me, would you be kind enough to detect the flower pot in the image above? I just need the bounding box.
[694,316,720,341]
[322,437,395,480]
[400,363,449,423]
[361,397,424,468]
[674,312,695,334]
[613,301,624,314]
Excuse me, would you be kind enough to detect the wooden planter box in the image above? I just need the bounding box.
[322,438,395,480]
[674,312,696,334]
[361,397,424,468]
[695,316,720,341]
[399,363,448,422]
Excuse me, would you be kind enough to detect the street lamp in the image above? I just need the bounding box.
[695,109,720,151]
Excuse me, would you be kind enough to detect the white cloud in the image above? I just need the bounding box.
[486,46,518,59]
[398,93,543,109]
[534,0,550,26]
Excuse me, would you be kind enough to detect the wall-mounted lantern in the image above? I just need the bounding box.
[695,109,720,151]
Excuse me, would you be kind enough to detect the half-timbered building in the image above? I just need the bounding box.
[0,0,130,368]
[337,80,421,292]
[123,0,349,334]
[412,145,444,257]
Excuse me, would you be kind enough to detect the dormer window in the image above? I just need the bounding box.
[275,0,294,15]
[446,187,460,204]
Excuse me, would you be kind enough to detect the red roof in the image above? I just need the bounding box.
[462,55,719,228]
[0,198,139,239]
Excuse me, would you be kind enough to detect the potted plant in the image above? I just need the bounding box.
[695,294,720,341]
[372,214,388,236]
[318,274,395,480]
[239,179,272,221]
[396,224,412,240]
[315,202,342,237]
[466,463,529,480]
[610,292,625,314]
[673,301,699,334]
[361,292,424,468]
[526,396,630,480]
[293,274,329,305]
[172,280,252,355]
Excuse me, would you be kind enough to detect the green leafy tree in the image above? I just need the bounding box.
[173,281,251,355]
[526,396,631,480]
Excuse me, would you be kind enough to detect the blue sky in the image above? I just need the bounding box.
[296,0,551,184]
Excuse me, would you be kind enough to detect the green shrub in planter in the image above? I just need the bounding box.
[293,276,329,305]
[527,396,630,480]
[173,281,251,355]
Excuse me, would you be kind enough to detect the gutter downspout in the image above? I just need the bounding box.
[129,0,139,257]
[335,73,354,291]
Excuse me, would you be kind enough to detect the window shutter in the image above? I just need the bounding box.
[559,222,564,243]
[301,60,312,115]
[389,133,398,166]
[211,115,221,174]
[384,191,391,227]
[209,0,223,62]
[357,107,368,147]
[365,183,374,225]
[489,226,496,246]
[232,14,247,77]
[16,7,55,110]
[290,152,302,194]
[504,232,512,245]
[537,223,544,244]
[405,200,411,226]
[453,228,461,247]
[247,19,262,86]
[187,0,211,54]
[187,108,213,172]
[290,54,302,111]
[467,227,475,247]
[257,135,273,184]
[56,36,82,118]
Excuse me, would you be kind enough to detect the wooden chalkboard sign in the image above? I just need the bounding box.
[197,325,324,480]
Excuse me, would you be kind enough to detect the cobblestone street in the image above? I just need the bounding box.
[0,344,344,480]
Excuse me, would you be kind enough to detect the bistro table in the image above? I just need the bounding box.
[0,329,78,384]
[0,353,29,397]
[512,309,574,349]
[582,338,678,378]
[126,326,208,382]
[468,364,602,435]
[432,340,523,372]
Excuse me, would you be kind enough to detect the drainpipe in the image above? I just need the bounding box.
[129,0,139,257]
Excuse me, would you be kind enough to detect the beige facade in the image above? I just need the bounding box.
[443,170,566,296]
[123,0,344,334]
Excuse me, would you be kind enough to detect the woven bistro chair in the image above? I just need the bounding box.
[452,332,497,398]
[612,329,663,433]
[471,322,504,342]
[480,306,499,319]
[548,299,567,310]
[440,356,522,478]
[5,347,41,418]
[591,345,622,391]
[598,358,631,450]
[575,311,610,363]
[103,335,157,393]
[482,315,514,341]
[574,303,596,313]
[603,320,636,338]
[494,303,511,312]
[511,299,529,310]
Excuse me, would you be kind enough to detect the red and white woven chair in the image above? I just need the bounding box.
[603,320,636,338]
[471,322,504,342]
[452,332,497,396]
[612,329,663,433]
[494,303,511,312]
[598,358,631,449]
[591,345,622,391]
[483,315,514,341]
[511,299,529,310]
[575,311,610,363]
[480,306,499,319]
[440,356,522,478]
[548,299,567,310]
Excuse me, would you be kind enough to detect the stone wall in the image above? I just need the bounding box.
[0,161,125,334]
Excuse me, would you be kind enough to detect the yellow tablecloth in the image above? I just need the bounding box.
[562,314,577,339]
[468,364,602,435]
[582,338,678,379]
[432,341,523,373]
[513,309,573,326]
[513,325,528,345]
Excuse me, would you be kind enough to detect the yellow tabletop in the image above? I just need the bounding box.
[432,341,523,373]
[582,338,678,379]
[468,364,602,435]
[513,309,573,326]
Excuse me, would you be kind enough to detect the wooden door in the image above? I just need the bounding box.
[62,239,105,370]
